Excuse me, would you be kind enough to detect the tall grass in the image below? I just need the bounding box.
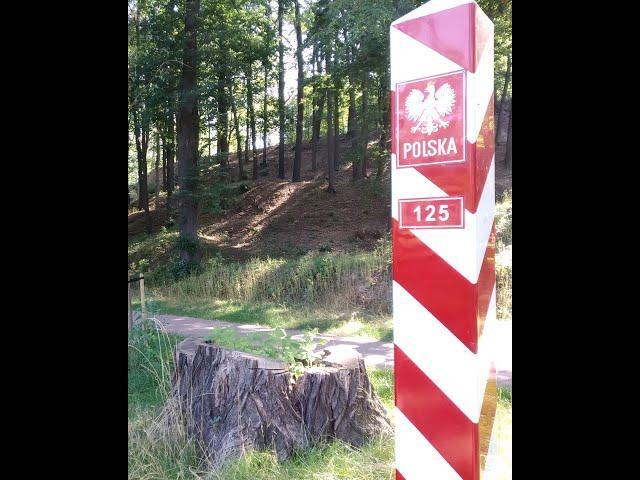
[495,190,512,320]
[153,237,391,312]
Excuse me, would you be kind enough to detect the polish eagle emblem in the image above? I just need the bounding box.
[405,80,456,135]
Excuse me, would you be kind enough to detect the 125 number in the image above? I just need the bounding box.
[413,204,449,222]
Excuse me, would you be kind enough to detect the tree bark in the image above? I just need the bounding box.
[164,338,391,468]
[496,53,511,143]
[326,51,336,193]
[134,113,151,233]
[292,0,304,183]
[504,98,512,168]
[231,90,244,180]
[155,128,161,211]
[262,65,269,166]
[176,0,201,265]
[311,50,324,173]
[246,66,259,181]
[217,72,230,168]
[277,0,286,179]
[357,80,369,180]
[166,111,175,220]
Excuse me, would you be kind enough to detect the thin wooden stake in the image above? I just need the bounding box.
[140,273,146,322]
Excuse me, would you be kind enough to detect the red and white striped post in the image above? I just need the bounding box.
[390,1,497,478]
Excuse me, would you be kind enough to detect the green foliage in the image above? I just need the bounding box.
[206,327,328,378]
[128,321,182,409]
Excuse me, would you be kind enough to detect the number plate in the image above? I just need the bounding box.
[398,196,464,229]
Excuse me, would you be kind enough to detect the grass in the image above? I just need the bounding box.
[128,321,511,480]
[153,238,390,307]
[495,189,512,321]
[145,297,393,342]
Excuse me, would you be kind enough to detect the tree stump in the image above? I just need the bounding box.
[164,338,391,468]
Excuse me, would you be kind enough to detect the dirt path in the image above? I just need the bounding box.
[148,313,512,388]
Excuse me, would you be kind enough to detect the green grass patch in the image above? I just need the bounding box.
[145,297,393,342]
[128,327,510,479]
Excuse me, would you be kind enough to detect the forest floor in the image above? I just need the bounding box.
[129,134,512,259]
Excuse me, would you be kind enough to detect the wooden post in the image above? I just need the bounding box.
[139,273,146,322]
[128,279,133,330]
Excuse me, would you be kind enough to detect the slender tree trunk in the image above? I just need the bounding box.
[262,65,269,166]
[378,71,390,149]
[246,66,258,181]
[245,120,250,171]
[217,73,230,168]
[326,51,336,193]
[176,0,201,265]
[504,98,512,168]
[162,135,167,191]
[361,82,369,178]
[134,116,152,233]
[496,53,511,143]
[292,0,304,183]
[277,0,285,179]
[231,91,244,180]
[333,81,340,171]
[311,51,324,173]
[155,128,160,211]
[166,111,175,219]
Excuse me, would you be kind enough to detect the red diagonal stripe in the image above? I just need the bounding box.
[413,93,495,214]
[392,219,495,352]
[395,345,477,479]
[474,93,495,207]
[394,4,476,72]
[393,4,490,74]
[396,470,406,480]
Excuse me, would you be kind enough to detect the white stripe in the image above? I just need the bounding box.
[391,0,473,26]
[394,281,480,422]
[466,38,494,143]
[391,159,495,284]
[395,407,463,480]
[390,26,463,88]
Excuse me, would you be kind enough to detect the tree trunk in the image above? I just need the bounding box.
[277,0,286,179]
[504,98,512,168]
[246,66,259,181]
[231,91,244,180]
[333,88,340,171]
[262,65,269,166]
[326,52,336,193]
[217,72,230,168]
[231,94,244,180]
[292,0,304,183]
[311,51,324,173]
[245,120,250,172]
[166,111,175,220]
[361,82,369,178]
[163,338,391,468]
[162,136,168,192]
[134,115,151,233]
[496,53,511,143]
[176,0,201,265]
[155,129,160,211]
[378,71,390,149]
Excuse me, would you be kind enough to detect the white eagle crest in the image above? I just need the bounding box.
[405,81,456,135]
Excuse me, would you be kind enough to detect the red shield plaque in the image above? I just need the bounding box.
[396,69,465,167]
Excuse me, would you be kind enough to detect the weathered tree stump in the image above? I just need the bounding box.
[164,338,391,468]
